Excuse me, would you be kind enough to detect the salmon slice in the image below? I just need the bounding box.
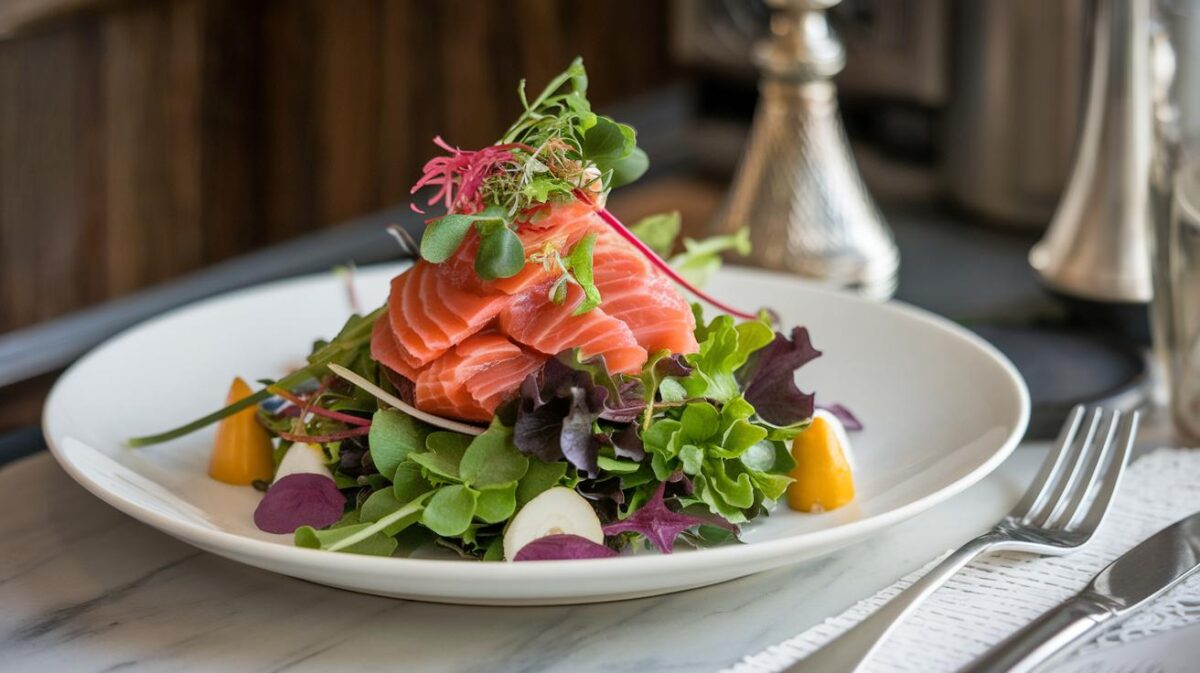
[437,200,599,295]
[590,224,646,262]
[590,229,650,278]
[498,282,648,374]
[466,348,546,412]
[387,261,515,367]
[370,311,423,381]
[592,239,699,356]
[414,330,546,422]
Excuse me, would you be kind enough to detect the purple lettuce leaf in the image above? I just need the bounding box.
[818,403,863,431]
[513,353,647,477]
[561,387,603,477]
[576,476,626,523]
[599,423,644,461]
[739,326,822,426]
[666,469,694,495]
[513,534,619,561]
[600,380,647,423]
[513,394,571,463]
[603,481,737,554]
[654,353,693,379]
[253,473,346,534]
[580,478,626,503]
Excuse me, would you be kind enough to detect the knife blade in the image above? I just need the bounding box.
[1057,622,1200,673]
[962,511,1200,673]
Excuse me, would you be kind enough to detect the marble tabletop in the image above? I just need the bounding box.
[7,399,1186,673]
[2,442,1050,673]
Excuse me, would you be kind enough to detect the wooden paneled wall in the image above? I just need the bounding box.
[0,0,675,333]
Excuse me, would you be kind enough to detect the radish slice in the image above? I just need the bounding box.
[504,487,604,561]
[327,363,485,436]
[275,442,333,482]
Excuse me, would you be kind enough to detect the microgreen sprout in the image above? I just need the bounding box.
[409,58,645,294]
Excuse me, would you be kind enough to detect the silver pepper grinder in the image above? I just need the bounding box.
[713,0,899,301]
[1030,0,1154,307]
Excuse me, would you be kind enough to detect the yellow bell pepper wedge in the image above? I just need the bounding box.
[787,416,855,512]
[208,377,275,485]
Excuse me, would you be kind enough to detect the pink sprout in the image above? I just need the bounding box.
[269,386,371,427]
[409,136,532,215]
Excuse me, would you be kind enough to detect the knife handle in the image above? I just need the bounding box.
[960,594,1115,673]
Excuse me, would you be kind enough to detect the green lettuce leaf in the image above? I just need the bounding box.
[459,420,529,488]
[630,212,681,257]
[421,484,478,536]
[682,308,774,402]
[368,409,430,481]
[642,393,792,523]
[670,228,750,287]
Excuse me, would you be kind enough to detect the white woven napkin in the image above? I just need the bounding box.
[724,449,1200,673]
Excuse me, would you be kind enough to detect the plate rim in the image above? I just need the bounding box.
[42,265,1030,581]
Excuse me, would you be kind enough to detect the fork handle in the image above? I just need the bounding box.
[782,533,1000,673]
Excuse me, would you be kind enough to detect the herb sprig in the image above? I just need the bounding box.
[410,58,647,308]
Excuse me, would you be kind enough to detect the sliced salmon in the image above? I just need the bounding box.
[465,347,546,412]
[592,238,699,356]
[437,200,599,295]
[375,199,703,423]
[498,282,648,375]
[414,330,546,422]
[387,261,515,368]
[369,311,423,381]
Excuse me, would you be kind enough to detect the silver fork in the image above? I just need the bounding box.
[784,405,1139,673]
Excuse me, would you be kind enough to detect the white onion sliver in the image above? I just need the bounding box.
[326,364,486,436]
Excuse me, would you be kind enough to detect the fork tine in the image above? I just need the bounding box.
[1076,411,1138,534]
[1027,407,1102,525]
[1050,410,1120,530]
[1008,404,1086,520]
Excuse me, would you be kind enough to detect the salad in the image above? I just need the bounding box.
[132,59,859,561]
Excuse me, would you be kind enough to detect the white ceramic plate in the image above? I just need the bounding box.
[44,265,1029,605]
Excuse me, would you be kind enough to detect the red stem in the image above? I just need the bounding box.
[576,190,757,320]
[269,386,371,427]
[277,426,371,444]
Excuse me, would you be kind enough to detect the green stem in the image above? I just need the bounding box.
[128,367,310,447]
[128,307,383,448]
[501,57,582,143]
[327,491,434,552]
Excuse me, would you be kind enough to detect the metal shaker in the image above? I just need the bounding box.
[712,0,899,301]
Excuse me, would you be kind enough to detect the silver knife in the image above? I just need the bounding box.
[962,511,1200,673]
[1057,621,1200,673]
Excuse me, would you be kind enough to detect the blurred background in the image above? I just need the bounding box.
[1,0,1109,438]
[0,0,676,332]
